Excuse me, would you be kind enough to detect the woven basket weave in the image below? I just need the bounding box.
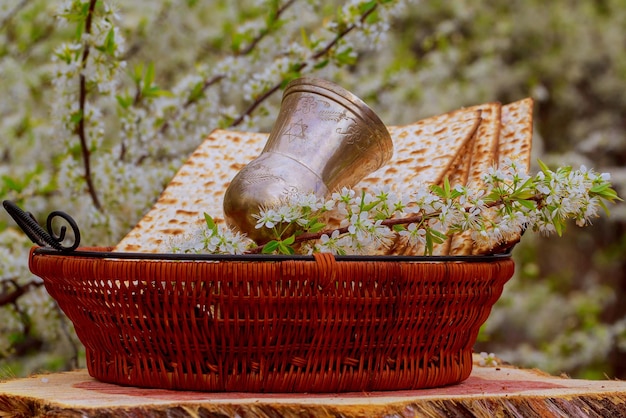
[29,247,514,393]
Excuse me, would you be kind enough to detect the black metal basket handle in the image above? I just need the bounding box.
[2,200,80,252]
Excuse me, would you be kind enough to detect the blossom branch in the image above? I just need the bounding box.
[236,0,297,56]
[179,161,620,257]
[0,279,44,308]
[156,0,297,138]
[157,74,225,137]
[310,3,378,61]
[76,0,103,211]
[229,2,380,127]
[243,195,540,254]
[0,0,30,32]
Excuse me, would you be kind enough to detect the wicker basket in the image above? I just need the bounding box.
[29,247,514,393]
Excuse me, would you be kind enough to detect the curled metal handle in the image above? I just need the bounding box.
[2,200,80,252]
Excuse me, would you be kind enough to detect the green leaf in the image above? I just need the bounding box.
[230,32,247,53]
[300,27,310,48]
[282,234,295,245]
[553,217,564,236]
[429,228,448,242]
[603,188,622,202]
[144,62,155,89]
[280,64,305,88]
[262,240,280,254]
[362,201,380,212]
[450,186,464,199]
[334,47,356,66]
[187,81,206,103]
[443,177,451,197]
[2,175,23,193]
[424,232,434,255]
[511,189,536,200]
[516,176,535,192]
[70,110,83,125]
[598,200,611,216]
[204,213,217,233]
[278,243,295,255]
[143,86,172,98]
[590,183,610,194]
[116,94,133,109]
[537,159,552,177]
[132,63,144,84]
[590,184,621,202]
[484,190,502,203]
[430,184,445,198]
[103,28,116,55]
[314,59,329,70]
[308,222,326,233]
[516,199,537,210]
[359,1,377,14]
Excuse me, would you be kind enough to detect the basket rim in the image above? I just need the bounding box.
[32,246,512,263]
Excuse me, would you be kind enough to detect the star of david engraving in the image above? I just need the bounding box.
[283,119,308,142]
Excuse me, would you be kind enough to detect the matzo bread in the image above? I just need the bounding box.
[449,103,502,256]
[327,107,482,239]
[115,130,267,252]
[115,100,532,254]
[497,97,534,168]
[428,134,476,255]
[393,99,534,256]
[471,97,534,255]
[359,107,481,190]
[386,103,502,256]
[383,106,485,255]
[115,109,482,253]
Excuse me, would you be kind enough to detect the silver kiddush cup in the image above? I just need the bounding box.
[223,77,393,243]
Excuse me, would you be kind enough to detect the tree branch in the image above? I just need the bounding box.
[229,3,379,128]
[0,279,44,307]
[244,194,544,254]
[156,74,225,138]
[77,0,102,211]
[236,0,297,56]
[0,0,30,33]
[154,0,297,141]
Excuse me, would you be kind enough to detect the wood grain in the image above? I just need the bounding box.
[2,358,626,417]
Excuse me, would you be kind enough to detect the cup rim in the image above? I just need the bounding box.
[283,77,391,140]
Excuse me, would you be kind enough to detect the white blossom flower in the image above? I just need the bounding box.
[399,223,427,247]
[478,352,498,367]
[254,208,281,229]
[317,229,343,254]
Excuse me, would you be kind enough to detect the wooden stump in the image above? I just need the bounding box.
[1,359,626,417]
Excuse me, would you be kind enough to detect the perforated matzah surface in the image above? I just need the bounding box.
[115,99,533,254]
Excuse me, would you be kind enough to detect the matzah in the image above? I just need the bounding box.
[428,133,475,255]
[329,106,482,238]
[360,107,481,189]
[115,99,533,254]
[497,98,534,168]
[449,102,502,256]
[470,98,534,255]
[384,105,486,255]
[115,131,266,252]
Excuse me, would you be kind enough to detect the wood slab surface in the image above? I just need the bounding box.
[1,358,626,417]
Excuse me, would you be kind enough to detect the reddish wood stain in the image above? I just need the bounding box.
[73,376,564,402]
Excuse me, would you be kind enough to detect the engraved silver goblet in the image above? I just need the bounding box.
[223,77,392,243]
